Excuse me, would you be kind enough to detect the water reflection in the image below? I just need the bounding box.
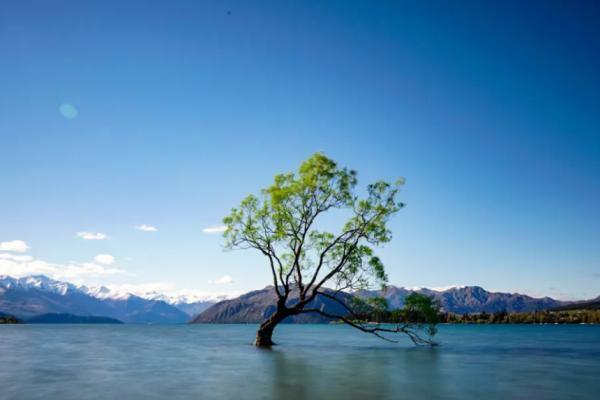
[258,343,444,400]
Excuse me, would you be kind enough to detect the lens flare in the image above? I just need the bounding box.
[59,103,78,119]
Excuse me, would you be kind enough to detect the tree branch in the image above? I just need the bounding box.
[298,290,364,321]
[300,308,437,346]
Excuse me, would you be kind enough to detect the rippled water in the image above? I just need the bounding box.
[1,324,598,399]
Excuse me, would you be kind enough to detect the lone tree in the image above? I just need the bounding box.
[223,153,438,346]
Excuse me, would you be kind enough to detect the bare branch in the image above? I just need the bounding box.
[301,308,437,346]
[297,290,363,321]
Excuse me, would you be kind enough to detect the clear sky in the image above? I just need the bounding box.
[1,0,599,300]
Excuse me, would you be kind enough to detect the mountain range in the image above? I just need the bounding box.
[551,297,600,311]
[1,275,594,324]
[191,286,355,324]
[191,285,572,324]
[0,275,189,323]
[357,285,566,314]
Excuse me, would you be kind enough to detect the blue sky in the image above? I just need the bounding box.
[1,0,599,300]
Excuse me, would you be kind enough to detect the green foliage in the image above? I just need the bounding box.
[222,152,404,295]
[0,315,20,324]
[349,296,390,323]
[399,293,440,336]
[221,152,440,345]
[441,310,600,324]
[351,306,600,326]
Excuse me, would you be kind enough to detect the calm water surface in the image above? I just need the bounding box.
[1,324,599,399]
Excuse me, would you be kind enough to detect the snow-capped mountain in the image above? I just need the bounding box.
[4,275,575,322]
[79,285,133,301]
[0,275,233,318]
[92,289,235,316]
[141,291,233,305]
[0,275,80,296]
[154,293,233,316]
[0,275,189,323]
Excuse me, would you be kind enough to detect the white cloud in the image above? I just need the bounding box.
[0,253,126,284]
[94,254,115,265]
[77,232,108,240]
[0,256,56,277]
[202,225,227,234]
[58,262,124,281]
[0,253,34,262]
[211,275,234,285]
[428,285,467,292]
[136,224,157,232]
[0,240,29,253]
[402,285,466,292]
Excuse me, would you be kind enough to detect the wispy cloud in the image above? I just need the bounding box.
[77,232,108,240]
[202,225,227,234]
[210,275,234,285]
[0,253,34,262]
[136,224,157,232]
[403,285,466,292]
[428,285,467,292]
[59,262,126,281]
[94,254,115,265]
[0,240,29,253]
[0,253,126,284]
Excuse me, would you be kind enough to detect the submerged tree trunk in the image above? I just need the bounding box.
[254,307,293,346]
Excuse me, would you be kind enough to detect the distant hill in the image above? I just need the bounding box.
[551,297,600,311]
[89,288,235,317]
[358,285,567,313]
[137,292,224,317]
[0,312,20,324]
[171,301,216,317]
[26,313,123,324]
[193,285,576,323]
[0,275,189,324]
[3,275,591,324]
[192,287,354,324]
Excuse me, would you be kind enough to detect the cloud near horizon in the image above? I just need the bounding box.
[136,224,157,232]
[0,253,34,262]
[0,240,29,253]
[94,254,115,265]
[211,275,234,285]
[0,252,126,284]
[405,285,467,292]
[77,232,108,240]
[202,225,227,234]
[103,282,242,302]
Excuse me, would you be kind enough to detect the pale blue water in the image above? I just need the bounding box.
[1,324,598,399]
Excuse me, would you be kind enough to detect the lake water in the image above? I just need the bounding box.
[1,324,598,399]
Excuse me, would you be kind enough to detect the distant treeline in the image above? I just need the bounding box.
[360,309,600,325]
[439,310,600,324]
[0,315,20,324]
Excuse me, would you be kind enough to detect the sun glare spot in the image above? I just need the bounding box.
[59,103,78,119]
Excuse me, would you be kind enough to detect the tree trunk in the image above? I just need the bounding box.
[254,308,291,347]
